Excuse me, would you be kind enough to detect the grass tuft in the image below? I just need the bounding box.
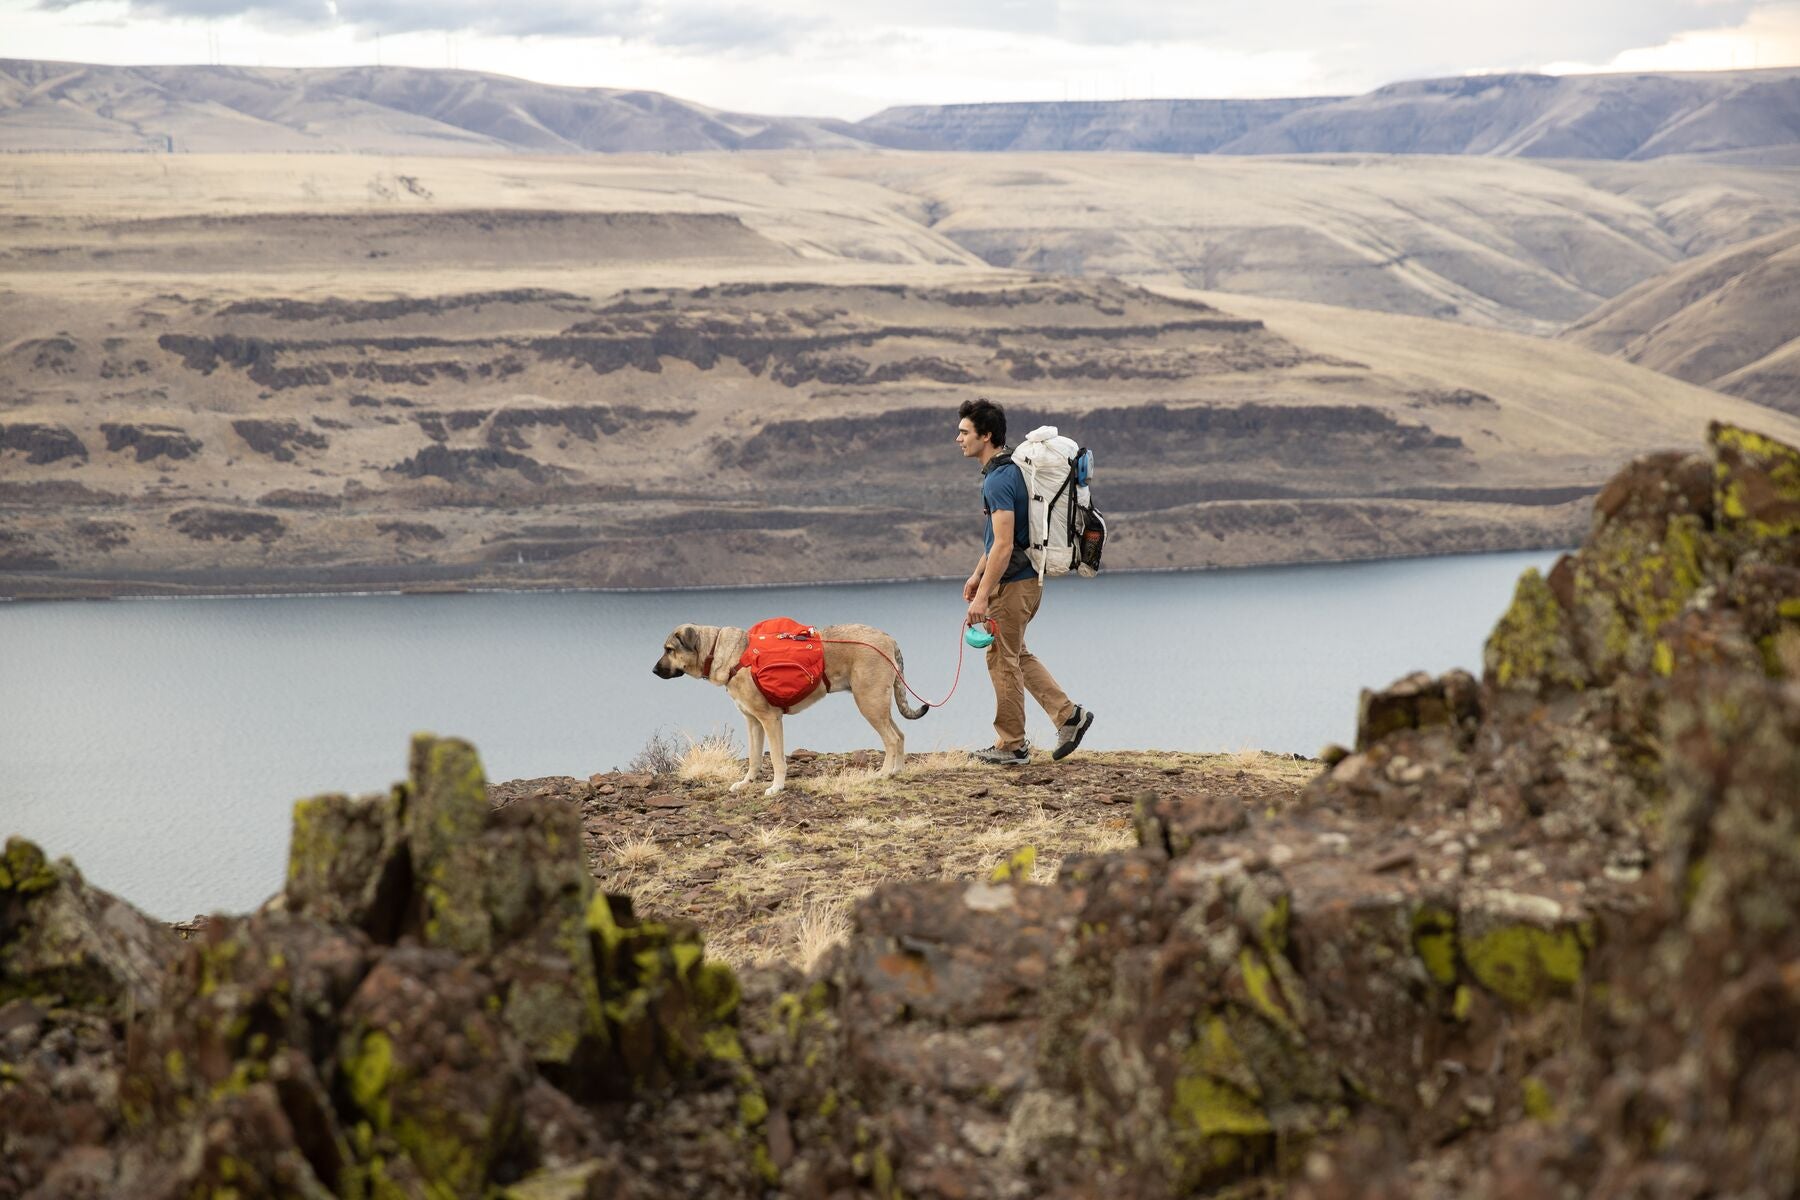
[607,834,663,869]
[678,728,744,783]
[790,898,852,973]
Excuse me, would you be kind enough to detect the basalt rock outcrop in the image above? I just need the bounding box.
[3,736,754,1199]
[4,423,1798,1197]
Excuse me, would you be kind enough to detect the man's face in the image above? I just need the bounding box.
[955,418,986,458]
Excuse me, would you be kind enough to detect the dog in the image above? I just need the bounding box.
[652,622,929,795]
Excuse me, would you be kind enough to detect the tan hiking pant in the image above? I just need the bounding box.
[985,577,1075,751]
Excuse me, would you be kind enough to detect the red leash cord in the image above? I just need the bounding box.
[817,625,972,711]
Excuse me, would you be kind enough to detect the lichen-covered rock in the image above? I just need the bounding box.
[1712,420,1800,556]
[285,787,407,937]
[7,737,756,1198]
[404,733,498,954]
[0,836,178,1017]
[1482,566,1590,695]
[1354,668,1480,752]
[337,946,537,1199]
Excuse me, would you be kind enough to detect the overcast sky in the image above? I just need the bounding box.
[7,0,1799,118]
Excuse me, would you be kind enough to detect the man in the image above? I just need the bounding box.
[956,397,1095,765]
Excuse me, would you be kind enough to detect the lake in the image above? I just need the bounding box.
[0,550,1553,920]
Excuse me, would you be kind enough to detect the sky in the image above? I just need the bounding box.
[5,0,1800,119]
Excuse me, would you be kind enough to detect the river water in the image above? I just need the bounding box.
[0,551,1552,919]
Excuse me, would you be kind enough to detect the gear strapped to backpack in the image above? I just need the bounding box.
[1008,425,1106,580]
[738,618,826,712]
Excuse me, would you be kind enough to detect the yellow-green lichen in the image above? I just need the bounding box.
[1236,948,1299,1037]
[1461,922,1588,1008]
[1683,857,1710,910]
[0,838,57,894]
[694,962,741,1023]
[1714,424,1800,538]
[1484,569,1584,691]
[1411,906,1458,987]
[1170,1074,1273,1152]
[1521,1076,1557,1121]
[988,845,1037,883]
[1257,893,1290,955]
[345,1030,395,1129]
[751,1143,778,1185]
[702,1026,744,1062]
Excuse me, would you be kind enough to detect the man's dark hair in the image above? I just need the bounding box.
[959,397,1007,448]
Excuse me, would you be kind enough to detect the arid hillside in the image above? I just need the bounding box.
[866,68,1800,161]
[833,151,1800,334]
[7,150,1800,336]
[0,58,887,155]
[9,58,1800,164]
[4,152,1794,599]
[1562,223,1800,416]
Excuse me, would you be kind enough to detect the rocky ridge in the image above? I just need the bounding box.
[3,421,1799,1197]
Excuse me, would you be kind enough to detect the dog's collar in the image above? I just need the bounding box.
[701,630,740,680]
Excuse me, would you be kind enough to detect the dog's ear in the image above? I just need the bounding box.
[677,625,701,654]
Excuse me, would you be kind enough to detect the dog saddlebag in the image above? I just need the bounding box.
[740,618,825,712]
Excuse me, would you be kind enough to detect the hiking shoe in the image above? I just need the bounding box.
[1052,706,1095,761]
[972,745,1031,766]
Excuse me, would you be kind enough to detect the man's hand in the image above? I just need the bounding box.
[963,573,981,602]
[967,593,989,623]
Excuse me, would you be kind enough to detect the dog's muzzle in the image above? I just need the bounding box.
[652,660,680,679]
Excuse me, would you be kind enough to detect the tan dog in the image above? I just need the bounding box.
[652,622,930,795]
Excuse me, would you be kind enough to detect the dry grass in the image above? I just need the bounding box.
[750,823,795,852]
[564,748,1306,972]
[678,730,743,784]
[795,766,892,805]
[607,834,663,870]
[906,748,977,773]
[788,898,853,973]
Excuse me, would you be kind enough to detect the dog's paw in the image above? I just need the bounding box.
[762,783,785,797]
[729,779,754,793]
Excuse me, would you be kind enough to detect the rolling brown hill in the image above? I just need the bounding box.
[1215,68,1800,161]
[1562,223,1800,416]
[866,69,1800,162]
[817,152,1800,335]
[7,58,1800,164]
[0,58,891,154]
[4,152,1795,599]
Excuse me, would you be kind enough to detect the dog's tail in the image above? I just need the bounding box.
[892,646,930,720]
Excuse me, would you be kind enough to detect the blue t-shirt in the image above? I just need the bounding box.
[981,456,1036,584]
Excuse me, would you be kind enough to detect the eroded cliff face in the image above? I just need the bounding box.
[3,421,1798,1198]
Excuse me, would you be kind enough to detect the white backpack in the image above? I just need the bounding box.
[1009,425,1104,580]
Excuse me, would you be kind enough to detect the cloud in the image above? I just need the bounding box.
[28,0,1775,64]
[33,0,805,50]
[1541,0,1800,73]
[9,0,1796,117]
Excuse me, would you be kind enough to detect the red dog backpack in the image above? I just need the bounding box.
[739,618,825,712]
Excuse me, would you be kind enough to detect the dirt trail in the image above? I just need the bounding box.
[489,748,1318,969]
